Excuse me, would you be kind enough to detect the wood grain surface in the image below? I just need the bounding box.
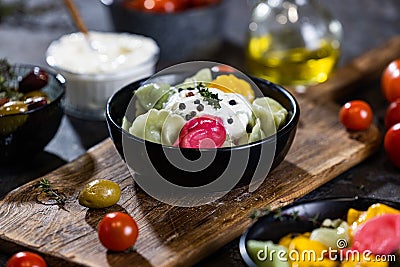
[0,36,400,267]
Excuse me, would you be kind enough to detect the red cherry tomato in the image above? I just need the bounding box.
[382,59,400,102]
[6,251,47,267]
[339,100,373,131]
[384,123,400,168]
[178,115,226,148]
[98,212,139,251]
[123,0,188,13]
[385,99,400,129]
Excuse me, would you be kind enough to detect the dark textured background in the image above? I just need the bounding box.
[0,0,400,266]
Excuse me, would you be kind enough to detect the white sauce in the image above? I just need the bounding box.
[164,88,253,141]
[46,31,159,74]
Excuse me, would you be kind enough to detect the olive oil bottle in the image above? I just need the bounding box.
[246,0,342,88]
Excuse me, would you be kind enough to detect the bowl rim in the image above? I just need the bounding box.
[106,75,300,152]
[238,196,400,267]
[104,0,225,15]
[0,64,65,119]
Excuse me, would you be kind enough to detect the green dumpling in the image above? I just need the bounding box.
[252,97,288,137]
[177,68,213,89]
[247,240,289,267]
[129,109,185,146]
[135,82,172,114]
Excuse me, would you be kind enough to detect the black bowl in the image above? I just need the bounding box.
[239,197,400,267]
[106,74,299,188]
[103,0,225,62]
[0,64,65,162]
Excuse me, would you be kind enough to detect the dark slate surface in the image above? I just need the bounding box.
[0,0,400,266]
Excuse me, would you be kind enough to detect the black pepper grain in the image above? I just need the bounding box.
[190,111,197,117]
[227,118,233,124]
[178,103,186,110]
[229,99,237,105]
[178,88,183,92]
[196,104,204,111]
[194,99,200,104]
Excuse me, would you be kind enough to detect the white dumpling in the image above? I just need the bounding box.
[129,109,185,146]
[252,97,288,137]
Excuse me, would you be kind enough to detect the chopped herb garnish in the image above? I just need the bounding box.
[197,83,221,109]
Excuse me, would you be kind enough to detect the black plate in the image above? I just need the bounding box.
[239,197,400,267]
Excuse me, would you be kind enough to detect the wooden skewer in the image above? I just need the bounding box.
[63,0,99,52]
[63,0,89,35]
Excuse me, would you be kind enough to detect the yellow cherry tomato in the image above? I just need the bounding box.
[210,74,255,102]
[287,235,338,267]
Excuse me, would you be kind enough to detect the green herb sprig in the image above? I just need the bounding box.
[249,206,319,226]
[197,83,221,109]
[0,58,22,100]
[34,178,68,211]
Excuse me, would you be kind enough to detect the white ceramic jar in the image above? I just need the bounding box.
[46,31,159,120]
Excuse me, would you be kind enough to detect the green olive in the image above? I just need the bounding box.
[0,101,28,116]
[78,179,121,209]
[0,101,28,135]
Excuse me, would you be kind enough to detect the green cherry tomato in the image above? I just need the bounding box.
[98,212,139,251]
[78,179,121,209]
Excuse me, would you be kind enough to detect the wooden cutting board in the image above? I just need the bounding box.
[1,37,400,267]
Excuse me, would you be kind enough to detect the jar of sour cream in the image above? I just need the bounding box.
[46,31,159,120]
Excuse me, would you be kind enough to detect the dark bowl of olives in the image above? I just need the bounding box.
[0,61,65,162]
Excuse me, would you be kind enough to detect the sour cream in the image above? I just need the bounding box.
[46,31,159,75]
[164,87,253,141]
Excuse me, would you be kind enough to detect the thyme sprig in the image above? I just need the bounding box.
[249,206,320,226]
[197,83,221,109]
[34,178,68,211]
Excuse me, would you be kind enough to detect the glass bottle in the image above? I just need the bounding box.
[245,0,343,90]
